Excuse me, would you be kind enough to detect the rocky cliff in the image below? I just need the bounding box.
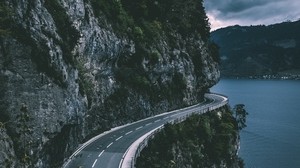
[0,0,219,167]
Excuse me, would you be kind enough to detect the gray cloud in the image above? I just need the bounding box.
[205,0,268,14]
[204,0,300,30]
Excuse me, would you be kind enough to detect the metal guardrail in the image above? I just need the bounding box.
[127,93,229,168]
[130,126,164,167]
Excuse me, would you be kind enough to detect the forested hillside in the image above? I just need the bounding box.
[212,20,300,78]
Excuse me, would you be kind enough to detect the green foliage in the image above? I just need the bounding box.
[211,21,300,77]
[91,0,134,35]
[0,74,9,122]
[0,121,4,129]
[133,26,144,40]
[136,109,243,168]
[91,0,210,40]
[148,50,160,65]
[0,2,12,36]
[16,104,33,167]
[3,157,14,168]
[209,42,220,63]
[75,59,93,108]
[0,121,15,167]
[90,0,211,101]
[173,72,187,90]
[233,104,248,130]
[115,67,151,92]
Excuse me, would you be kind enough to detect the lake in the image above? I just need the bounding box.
[211,79,300,168]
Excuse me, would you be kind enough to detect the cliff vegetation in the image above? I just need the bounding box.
[136,106,245,168]
[0,0,219,167]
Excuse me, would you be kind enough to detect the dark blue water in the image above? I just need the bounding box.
[212,79,300,168]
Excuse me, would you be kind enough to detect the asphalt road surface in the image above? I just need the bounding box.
[63,93,227,168]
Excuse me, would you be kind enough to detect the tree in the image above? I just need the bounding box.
[16,104,33,167]
[209,42,220,63]
[0,124,15,168]
[233,104,248,130]
[0,1,11,36]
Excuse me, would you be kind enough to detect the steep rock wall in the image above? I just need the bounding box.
[0,0,219,167]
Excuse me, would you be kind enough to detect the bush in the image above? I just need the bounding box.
[209,42,220,63]
[75,59,93,107]
[0,2,12,36]
[173,72,187,90]
[148,50,160,65]
[115,67,151,92]
[133,26,144,40]
[136,109,243,168]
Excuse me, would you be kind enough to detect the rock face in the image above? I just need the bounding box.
[0,126,16,168]
[0,0,219,167]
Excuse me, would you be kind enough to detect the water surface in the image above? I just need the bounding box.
[212,79,300,168]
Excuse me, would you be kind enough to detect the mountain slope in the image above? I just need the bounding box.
[0,0,219,167]
[211,20,300,78]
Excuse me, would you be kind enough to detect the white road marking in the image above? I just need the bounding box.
[163,117,169,120]
[64,94,227,168]
[98,150,105,157]
[136,126,143,130]
[154,119,161,123]
[115,136,123,141]
[125,131,133,135]
[106,142,113,148]
[145,123,151,126]
[92,159,98,168]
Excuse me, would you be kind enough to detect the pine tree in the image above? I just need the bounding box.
[233,104,248,130]
[16,104,33,167]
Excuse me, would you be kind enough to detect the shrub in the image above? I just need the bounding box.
[173,72,187,90]
[115,67,151,92]
[209,42,220,63]
[75,59,93,107]
[133,26,144,40]
[0,1,12,36]
[149,50,160,65]
[136,109,243,168]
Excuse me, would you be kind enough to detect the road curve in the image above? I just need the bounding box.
[63,93,228,168]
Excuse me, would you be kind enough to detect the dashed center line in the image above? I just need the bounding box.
[136,126,143,130]
[92,159,98,168]
[106,142,113,148]
[98,150,104,157]
[154,119,161,123]
[163,116,169,120]
[125,131,133,135]
[115,136,123,141]
[145,123,152,126]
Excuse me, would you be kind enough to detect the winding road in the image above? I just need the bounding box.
[63,93,228,168]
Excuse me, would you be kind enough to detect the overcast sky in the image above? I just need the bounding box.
[204,0,300,31]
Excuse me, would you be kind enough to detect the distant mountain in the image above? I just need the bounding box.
[211,20,300,78]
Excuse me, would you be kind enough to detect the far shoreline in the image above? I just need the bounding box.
[220,75,300,80]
